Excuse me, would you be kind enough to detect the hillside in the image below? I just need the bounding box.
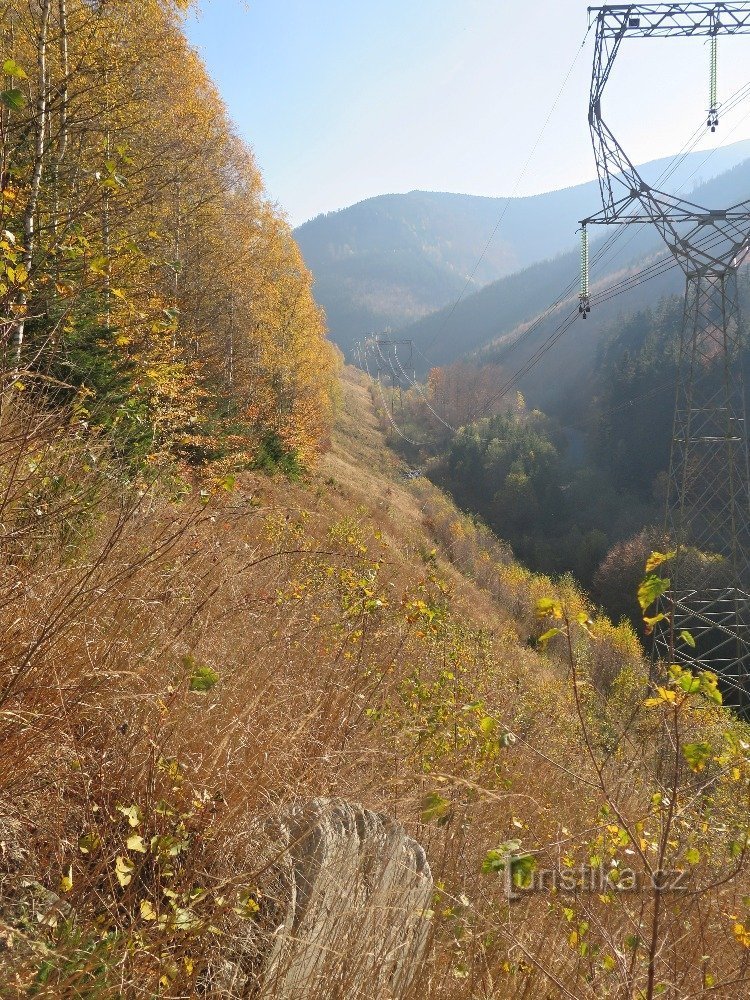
[397,157,750,413]
[295,141,750,355]
[8,363,750,997]
[5,3,750,997]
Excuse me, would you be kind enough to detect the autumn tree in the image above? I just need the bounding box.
[0,0,336,468]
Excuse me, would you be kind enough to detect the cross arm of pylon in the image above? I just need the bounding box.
[589,3,750,39]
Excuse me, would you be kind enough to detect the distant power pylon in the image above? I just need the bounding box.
[583,3,750,708]
[369,337,415,409]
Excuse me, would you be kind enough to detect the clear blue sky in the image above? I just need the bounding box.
[185,1,750,226]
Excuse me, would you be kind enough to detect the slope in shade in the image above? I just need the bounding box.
[396,157,750,414]
[295,140,750,355]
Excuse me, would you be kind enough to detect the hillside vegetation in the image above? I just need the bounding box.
[5,358,750,998]
[3,3,750,999]
[1,0,337,471]
[376,273,750,607]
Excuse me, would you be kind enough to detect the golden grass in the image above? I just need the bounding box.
[0,372,749,999]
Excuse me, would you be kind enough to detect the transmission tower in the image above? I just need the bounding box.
[371,337,415,409]
[582,3,750,709]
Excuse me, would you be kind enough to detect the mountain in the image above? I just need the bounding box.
[295,139,750,355]
[397,156,750,415]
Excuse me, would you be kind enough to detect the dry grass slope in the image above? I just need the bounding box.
[0,370,749,998]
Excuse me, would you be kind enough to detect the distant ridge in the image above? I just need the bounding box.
[396,157,750,415]
[295,139,750,355]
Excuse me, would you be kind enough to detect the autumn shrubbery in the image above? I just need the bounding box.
[2,370,750,998]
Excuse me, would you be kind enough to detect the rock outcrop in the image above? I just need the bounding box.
[215,798,433,999]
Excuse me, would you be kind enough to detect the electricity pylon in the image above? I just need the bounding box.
[582,3,750,709]
[369,337,415,410]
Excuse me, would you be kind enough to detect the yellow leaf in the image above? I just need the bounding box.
[140,899,157,921]
[127,834,147,853]
[117,804,141,828]
[60,866,73,893]
[115,855,134,888]
[645,550,677,572]
[536,597,562,619]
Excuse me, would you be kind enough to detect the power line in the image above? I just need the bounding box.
[363,74,750,445]
[416,22,593,363]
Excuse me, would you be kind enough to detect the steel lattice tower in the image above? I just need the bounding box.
[582,3,750,708]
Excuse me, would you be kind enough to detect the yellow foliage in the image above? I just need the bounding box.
[1,0,335,466]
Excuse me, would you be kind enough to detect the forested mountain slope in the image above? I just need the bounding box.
[1,0,337,471]
[296,141,750,355]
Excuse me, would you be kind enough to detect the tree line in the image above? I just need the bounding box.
[1,0,337,470]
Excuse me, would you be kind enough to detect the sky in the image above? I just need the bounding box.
[184,1,750,227]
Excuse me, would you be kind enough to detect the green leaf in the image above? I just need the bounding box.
[479,715,496,735]
[420,791,452,825]
[729,833,749,859]
[683,742,712,773]
[509,853,537,888]
[645,550,676,573]
[481,841,536,887]
[677,673,700,695]
[685,847,700,865]
[537,627,562,647]
[638,574,670,614]
[482,841,521,873]
[189,664,219,692]
[2,59,27,80]
[0,89,25,112]
[679,629,696,648]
